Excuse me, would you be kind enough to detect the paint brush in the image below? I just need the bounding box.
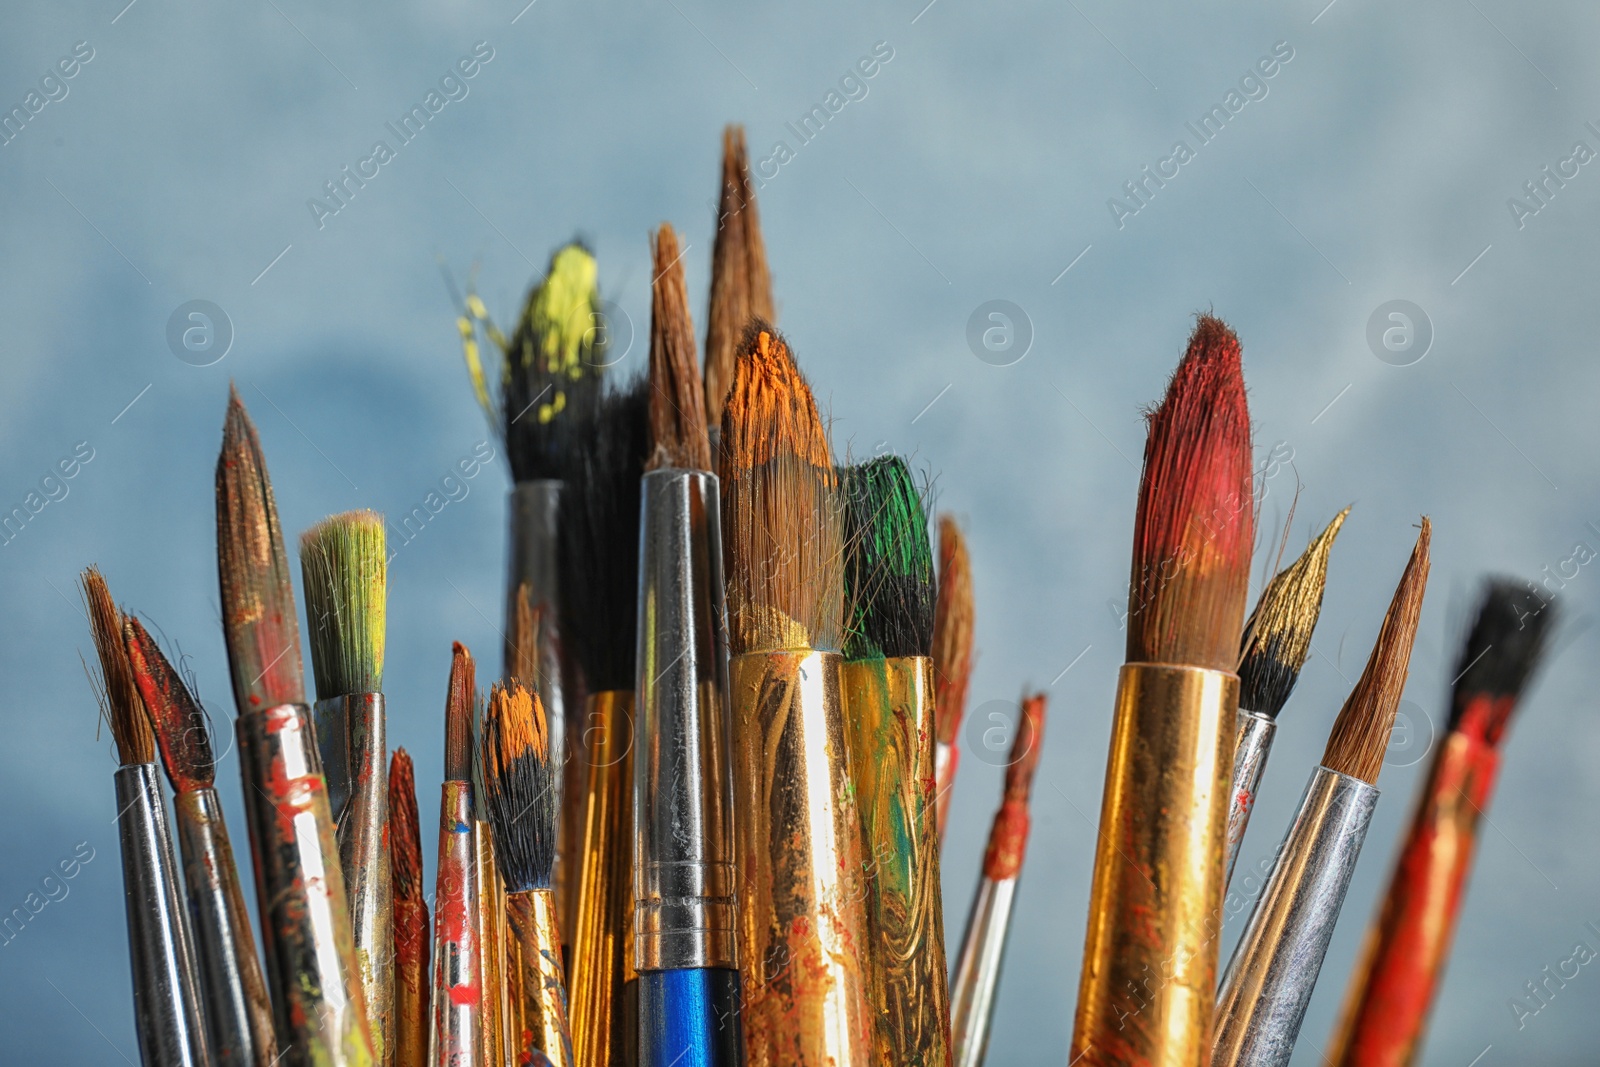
[933,514,975,843]
[633,222,744,1067]
[431,643,485,1065]
[721,325,873,1067]
[216,387,373,1065]
[84,568,210,1067]
[302,510,393,1064]
[1213,520,1431,1067]
[1227,507,1350,887]
[125,614,277,1066]
[950,692,1047,1067]
[839,455,950,1067]
[390,750,429,1067]
[1327,576,1557,1067]
[483,682,575,1067]
[1069,314,1254,1067]
[704,126,775,439]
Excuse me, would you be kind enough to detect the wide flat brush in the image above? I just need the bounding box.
[703,126,775,438]
[933,514,975,843]
[431,643,484,1066]
[389,750,429,1067]
[84,569,210,1067]
[126,615,277,1066]
[1214,520,1431,1067]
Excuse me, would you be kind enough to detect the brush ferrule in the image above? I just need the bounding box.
[238,702,374,1065]
[633,469,738,973]
[506,889,575,1067]
[430,780,482,1065]
[116,763,210,1067]
[950,876,1018,1067]
[1226,708,1277,890]
[1213,766,1379,1067]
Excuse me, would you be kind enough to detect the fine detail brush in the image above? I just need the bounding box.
[431,643,484,1066]
[126,615,277,1066]
[839,455,950,1067]
[950,692,1047,1067]
[1070,315,1254,1067]
[216,387,372,1064]
[302,510,393,1065]
[703,126,775,440]
[633,222,744,1067]
[1327,577,1557,1067]
[1227,506,1350,888]
[933,514,975,844]
[1213,520,1431,1067]
[390,749,429,1067]
[84,569,210,1067]
[721,325,873,1067]
[483,682,575,1067]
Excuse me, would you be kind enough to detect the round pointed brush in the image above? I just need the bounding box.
[431,643,484,1065]
[704,125,774,442]
[933,514,975,844]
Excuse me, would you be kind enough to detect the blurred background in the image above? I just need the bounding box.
[3,0,1597,1062]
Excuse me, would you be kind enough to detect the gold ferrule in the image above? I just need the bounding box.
[569,691,635,1067]
[506,889,575,1067]
[474,825,508,1067]
[840,656,950,1067]
[730,649,874,1067]
[1070,663,1238,1067]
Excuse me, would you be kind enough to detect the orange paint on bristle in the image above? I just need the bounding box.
[982,692,1047,880]
[488,683,547,772]
[123,615,215,792]
[719,327,831,475]
[933,515,974,746]
[1126,315,1255,672]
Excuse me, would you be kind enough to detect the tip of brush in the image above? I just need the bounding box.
[704,126,774,429]
[933,514,975,745]
[1450,577,1557,740]
[1239,506,1351,717]
[1003,691,1047,803]
[1322,518,1431,784]
[481,682,557,893]
[299,510,387,700]
[1127,314,1255,672]
[649,223,712,472]
[82,567,154,766]
[445,641,476,781]
[389,748,424,903]
[842,455,935,661]
[123,615,214,791]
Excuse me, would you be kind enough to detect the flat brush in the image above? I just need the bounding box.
[721,325,872,1067]
[483,683,575,1067]
[389,750,429,1067]
[302,510,392,1065]
[634,222,744,1067]
[1227,506,1349,887]
[950,692,1046,1067]
[431,644,484,1066]
[840,455,950,1067]
[216,387,372,1065]
[704,126,775,439]
[126,615,277,1066]
[933,514,975,843]
[1328,576,1557,1067]
[1070,314,1254,1067]
[84,569,210,1067]
[1214,520,1431,1067]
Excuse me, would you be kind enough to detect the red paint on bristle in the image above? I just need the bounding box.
[982,693,1047,881]
[1126,315,1254,672]
[124,616,215,793]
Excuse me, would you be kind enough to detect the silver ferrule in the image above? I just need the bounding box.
[1213,765,1379,1067]
[116,763,210,1067]
[1225,708,1277,889]
[950,876,1017,1067]
[632,468,738,972]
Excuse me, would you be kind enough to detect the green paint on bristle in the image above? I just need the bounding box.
[299,510,387,698]
[842,456,935,661]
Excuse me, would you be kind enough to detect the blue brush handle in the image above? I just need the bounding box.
[637,968,745,1067]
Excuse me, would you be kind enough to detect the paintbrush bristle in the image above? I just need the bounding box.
[1004,692,1047,804]
[933,514,975,746]
[389,748,424,903]
[1238,506,1350,717]
[649,223,712,472]
[445,641,476,781]
[481,682,558,894]
[507,582,539,690]
[124,616,214,791]
[216,385,306,712]
[1127,315,1255,672]
[299,509,386,699]
[720,324,844,655]
[560,377,649,692]
[704,126,774,430]
[842,456,935,661]
[1450,578,1556,739]
[1322,519,1431,785]
[82,567,154,766]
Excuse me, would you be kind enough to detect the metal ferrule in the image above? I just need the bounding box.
[1226,709,1277,890]
[1213,766,1380,1067]
[633,469,738,974]
[934,740,957,844]
[506,889,575,1067]
[174,786,278,1066]
[839,656,950,1067]
[1070,663,1238,1067]
[729,649,874,1067]
[116,763,210,1067]
[474,826,508,1067]
[237,703,373,1066]
[950,877,1018,1067]
[315,692,392,1066]
[429,781,481,1066]
[637,968,745,1067]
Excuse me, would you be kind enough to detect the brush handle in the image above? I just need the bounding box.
[392,887,429,1067]
[637,969,745,1067]
[429,781,481,1066]
[950,876,1017,1067]
[175,787,278,1066]
[1225,709,1277,891]
[474,825,509,1067]
[934,740,958,845]
[505,890,574,1067]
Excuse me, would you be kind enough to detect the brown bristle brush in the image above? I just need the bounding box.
[432,642,486,1063]
[704,126,775,437]
[933,514,975,843]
